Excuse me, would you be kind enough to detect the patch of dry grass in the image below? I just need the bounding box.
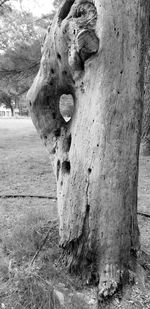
[0,214,60,309]
[2,208,49,262]
[1,264,57,309]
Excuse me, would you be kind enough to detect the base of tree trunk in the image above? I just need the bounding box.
[60,250,142,301]
[55,238,150,308]
[45,222,150,308]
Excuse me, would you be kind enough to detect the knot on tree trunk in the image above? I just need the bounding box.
[26,0,99,179]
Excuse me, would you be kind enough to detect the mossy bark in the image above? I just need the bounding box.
[27,0,149,300]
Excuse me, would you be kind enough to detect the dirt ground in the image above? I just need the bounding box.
[0,118,150,308]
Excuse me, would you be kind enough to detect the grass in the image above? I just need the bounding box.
[1,119,150,308]
[2,208,50,261]
[0,119,59,308]
[0,205,61,308]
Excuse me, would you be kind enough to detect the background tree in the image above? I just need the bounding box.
[0,0,56,113]
[0,91,14,115]
[27,0,150,303]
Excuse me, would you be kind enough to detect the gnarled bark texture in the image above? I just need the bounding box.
[27,0,149,299]
[141,49,150,156]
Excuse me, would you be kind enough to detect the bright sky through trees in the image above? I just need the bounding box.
[12,0,54,17]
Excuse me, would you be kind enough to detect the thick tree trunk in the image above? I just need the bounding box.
[27,0,149,299]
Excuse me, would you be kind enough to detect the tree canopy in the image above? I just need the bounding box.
[0,0,59,111]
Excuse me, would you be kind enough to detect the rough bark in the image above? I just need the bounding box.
[27,0,149,300]
[141,51,150,156]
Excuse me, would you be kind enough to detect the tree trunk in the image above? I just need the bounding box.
[141,51,150,156]
[10,105,14,117]
[5,96,14,116]
[27,0,149,300]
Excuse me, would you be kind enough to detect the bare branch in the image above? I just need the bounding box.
[0,0,9,7]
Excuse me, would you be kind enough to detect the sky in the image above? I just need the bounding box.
[12,0,54,17]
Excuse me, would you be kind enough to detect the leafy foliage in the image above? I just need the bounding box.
[0,0,67,113]
[0,1,50,112]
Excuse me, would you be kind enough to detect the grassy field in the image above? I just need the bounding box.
[0,119,59,308]
[0,118,150,308]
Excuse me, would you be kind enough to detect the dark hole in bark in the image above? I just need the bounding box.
[52,112,56,119]
[51,147,56,154]
[58,0,75,22]
[88,168,92,174]
[61,181,63,186]
[51,68,55,74]
[57,53,61,61]
[54,128,61,138]
[86,204,90,212]
[50,82,53,86]
[117,31,119,38]
[59,94,74,122]
[62,161,70,174]
[29,101,32,107]
[120,70,123,74]
[57,160,60,180]
[46,97,49,105]
[67,134,72,150]
[62,70,67,75]
[44,135,47,140]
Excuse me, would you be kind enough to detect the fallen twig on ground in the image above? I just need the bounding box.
[30,228,52,266]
